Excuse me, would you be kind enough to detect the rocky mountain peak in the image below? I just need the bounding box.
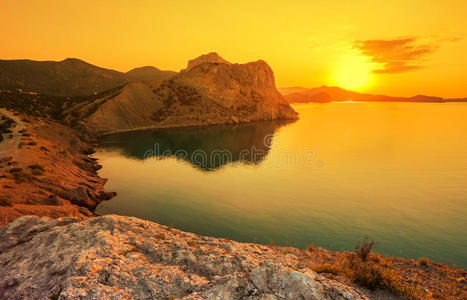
[184,52,231,71]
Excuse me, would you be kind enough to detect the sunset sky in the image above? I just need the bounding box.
[1,0,466,97]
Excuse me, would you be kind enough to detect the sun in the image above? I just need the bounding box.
[333,54,373,91]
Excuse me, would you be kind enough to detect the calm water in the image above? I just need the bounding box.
[96,102,467,268]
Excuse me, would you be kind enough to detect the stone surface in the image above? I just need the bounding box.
[0,215,368,300]
[183,52,232,72]
[69,53,298,135]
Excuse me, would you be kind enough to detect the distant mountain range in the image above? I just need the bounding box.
[0,58,176,96]
[279,86,467,103]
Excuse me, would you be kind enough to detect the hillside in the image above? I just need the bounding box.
[279,86,466,103]
[66,53,298,135]
[0,109,115,226]
[0,58,177,96]
[126,66,176,81]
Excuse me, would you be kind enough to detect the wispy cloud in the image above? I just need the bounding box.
[354,37,459,74]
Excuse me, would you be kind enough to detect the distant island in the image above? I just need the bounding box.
[279,86,467,104]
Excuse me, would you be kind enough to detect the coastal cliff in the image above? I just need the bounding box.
[0,215,367,299]
[0,109,115,225]
[66,53,297,135]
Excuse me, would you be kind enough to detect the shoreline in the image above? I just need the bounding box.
[95,116,299,137]
[0,109,466,299]
[0,109,115,225]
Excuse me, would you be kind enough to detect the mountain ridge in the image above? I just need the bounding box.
[0,58,177,96]
[279,86,467,103]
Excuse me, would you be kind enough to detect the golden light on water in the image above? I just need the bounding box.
[333,53,373,91]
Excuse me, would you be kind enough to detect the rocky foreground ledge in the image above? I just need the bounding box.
[0,215,368,300]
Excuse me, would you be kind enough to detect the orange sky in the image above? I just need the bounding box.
[1,0,466,97]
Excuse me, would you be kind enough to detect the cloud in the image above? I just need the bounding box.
[354,37,441,74]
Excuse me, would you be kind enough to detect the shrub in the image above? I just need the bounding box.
[0,197,12,206]
[305,243,316,253]
[349,258,421,297]
[9,167,23,173]
[155,233,166,240]
[187,240,197,247]
[355,237,375,261]
[119,247,138,256]
[313,264,343,275]
[31,169,43,175]
[9,167,35,182]
[28,164,45,175]
[45,195,60,205]
[418,257,430,266]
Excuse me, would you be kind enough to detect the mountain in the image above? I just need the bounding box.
[0,58,177,97]
[279,86,465,103]
[65,53,298,135]
[125,66,176,81]
[0,58,130,96]
[183,52,231,71]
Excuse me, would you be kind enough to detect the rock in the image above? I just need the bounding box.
[69,53,298,135]
[0,215,368,300]
[183,52,231,72]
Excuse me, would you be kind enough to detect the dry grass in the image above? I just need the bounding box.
[305,243,316,253]
[348,256,422,298]
[355,237,375,261]
[119,247,138,256]
[313,263,345,275]
[418,257,430,266]
[187,240,197,247]
[155,233,166,240]
[302,239,438,299]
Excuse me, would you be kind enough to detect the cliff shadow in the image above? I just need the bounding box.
[98,120,295,172]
